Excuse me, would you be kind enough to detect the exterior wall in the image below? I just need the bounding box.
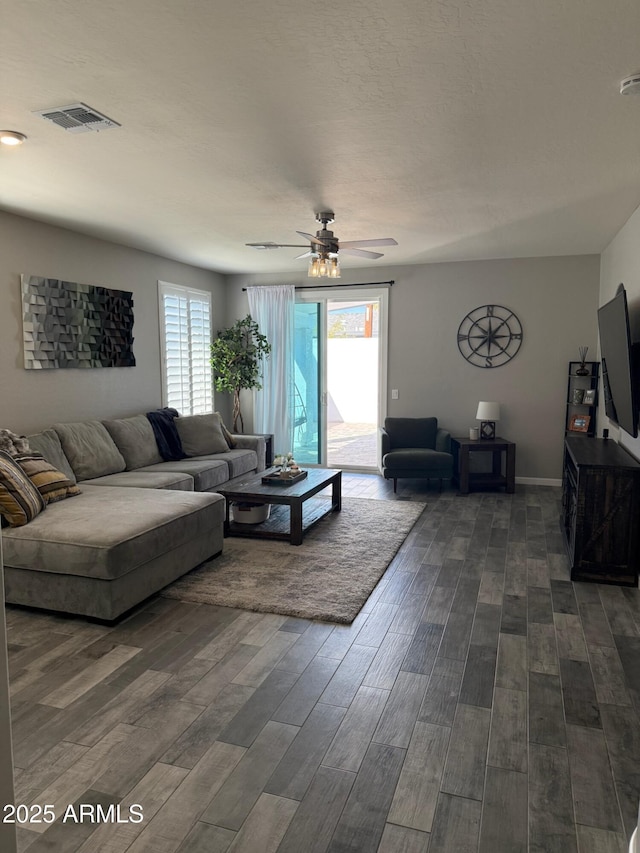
[328,338,379,423]
[0,212,226,434]
[599,201,640,461]
[226,254,600,481]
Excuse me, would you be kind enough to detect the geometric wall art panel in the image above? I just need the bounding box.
[21,274,136,369]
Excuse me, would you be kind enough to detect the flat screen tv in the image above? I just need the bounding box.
[597,284,639,438]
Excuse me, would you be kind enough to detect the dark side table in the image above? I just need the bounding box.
[452,436,516,494]
[253,433,274,467]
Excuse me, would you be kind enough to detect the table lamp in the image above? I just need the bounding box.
[476,401,500,440]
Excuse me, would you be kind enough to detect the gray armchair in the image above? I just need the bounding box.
[381,417,453,492]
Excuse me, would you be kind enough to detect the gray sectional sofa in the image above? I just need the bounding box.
[2,412,266,620]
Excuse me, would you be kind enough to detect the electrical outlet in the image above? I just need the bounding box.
[391,389,399,400]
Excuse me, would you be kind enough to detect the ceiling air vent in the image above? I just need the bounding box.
[32,103,121,133]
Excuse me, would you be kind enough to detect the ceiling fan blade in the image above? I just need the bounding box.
[340,248,384,259]
[294,251,313,260]
[246,242,309,250]
[338,238,398,249]
[296,230,330,246]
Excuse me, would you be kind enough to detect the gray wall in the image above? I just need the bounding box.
[0,209,601,477]
[227,254,601,480]
[600,201,640,461]
[0,212,226,434]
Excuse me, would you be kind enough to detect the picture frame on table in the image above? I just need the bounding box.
[569,414,591,433]
[583,389,596,405]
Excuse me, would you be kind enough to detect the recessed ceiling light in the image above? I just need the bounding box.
[0,130,27,146]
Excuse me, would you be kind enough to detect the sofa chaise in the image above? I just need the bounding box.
[1,411,266,620]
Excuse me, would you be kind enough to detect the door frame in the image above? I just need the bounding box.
[296,286,388,472]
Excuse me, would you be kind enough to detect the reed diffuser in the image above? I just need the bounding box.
[576,346,589,375]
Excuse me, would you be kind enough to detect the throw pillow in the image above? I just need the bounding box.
[26,429,77,483]
[176,412,229,457]
[15,451,81,504]
[53,421,126,481]
[0,450,46,527]
[0,428,30,457]
[102,415,163,470]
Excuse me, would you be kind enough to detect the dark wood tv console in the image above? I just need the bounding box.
[561,436,640,586]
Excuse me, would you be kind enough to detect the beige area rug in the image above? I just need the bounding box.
[162,497,426,624]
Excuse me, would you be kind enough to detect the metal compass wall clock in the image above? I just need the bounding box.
[457,304,523,368]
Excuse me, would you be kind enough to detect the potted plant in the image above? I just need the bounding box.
[210,315,271,433]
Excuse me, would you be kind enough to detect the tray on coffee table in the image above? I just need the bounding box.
[261,469,308,485]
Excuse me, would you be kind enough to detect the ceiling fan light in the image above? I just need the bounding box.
[249,213,396,273]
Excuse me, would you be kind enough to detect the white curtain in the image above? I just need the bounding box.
[246,285,295,455]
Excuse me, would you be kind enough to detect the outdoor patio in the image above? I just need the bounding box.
[327,420,377,469]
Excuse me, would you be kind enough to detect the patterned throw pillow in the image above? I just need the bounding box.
[0,450,46,527]
[15,452,81,504]
[0,428,30,456]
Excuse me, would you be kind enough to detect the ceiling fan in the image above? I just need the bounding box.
[246,212,397,278]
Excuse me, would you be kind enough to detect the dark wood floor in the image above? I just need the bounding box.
[5,475,640,852]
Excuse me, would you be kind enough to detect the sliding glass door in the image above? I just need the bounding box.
[294,288,388,472]
[293,302,322,465]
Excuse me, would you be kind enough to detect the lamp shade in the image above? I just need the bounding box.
[476,401,500,421]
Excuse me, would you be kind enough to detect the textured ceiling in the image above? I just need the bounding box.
[2,0,640,274]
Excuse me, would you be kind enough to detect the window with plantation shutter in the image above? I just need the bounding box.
[158,281,213,415]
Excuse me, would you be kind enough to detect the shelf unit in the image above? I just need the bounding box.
[565,361,599,438]
[561,436,640,585]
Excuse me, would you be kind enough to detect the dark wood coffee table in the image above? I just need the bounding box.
[217,468,342,545]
